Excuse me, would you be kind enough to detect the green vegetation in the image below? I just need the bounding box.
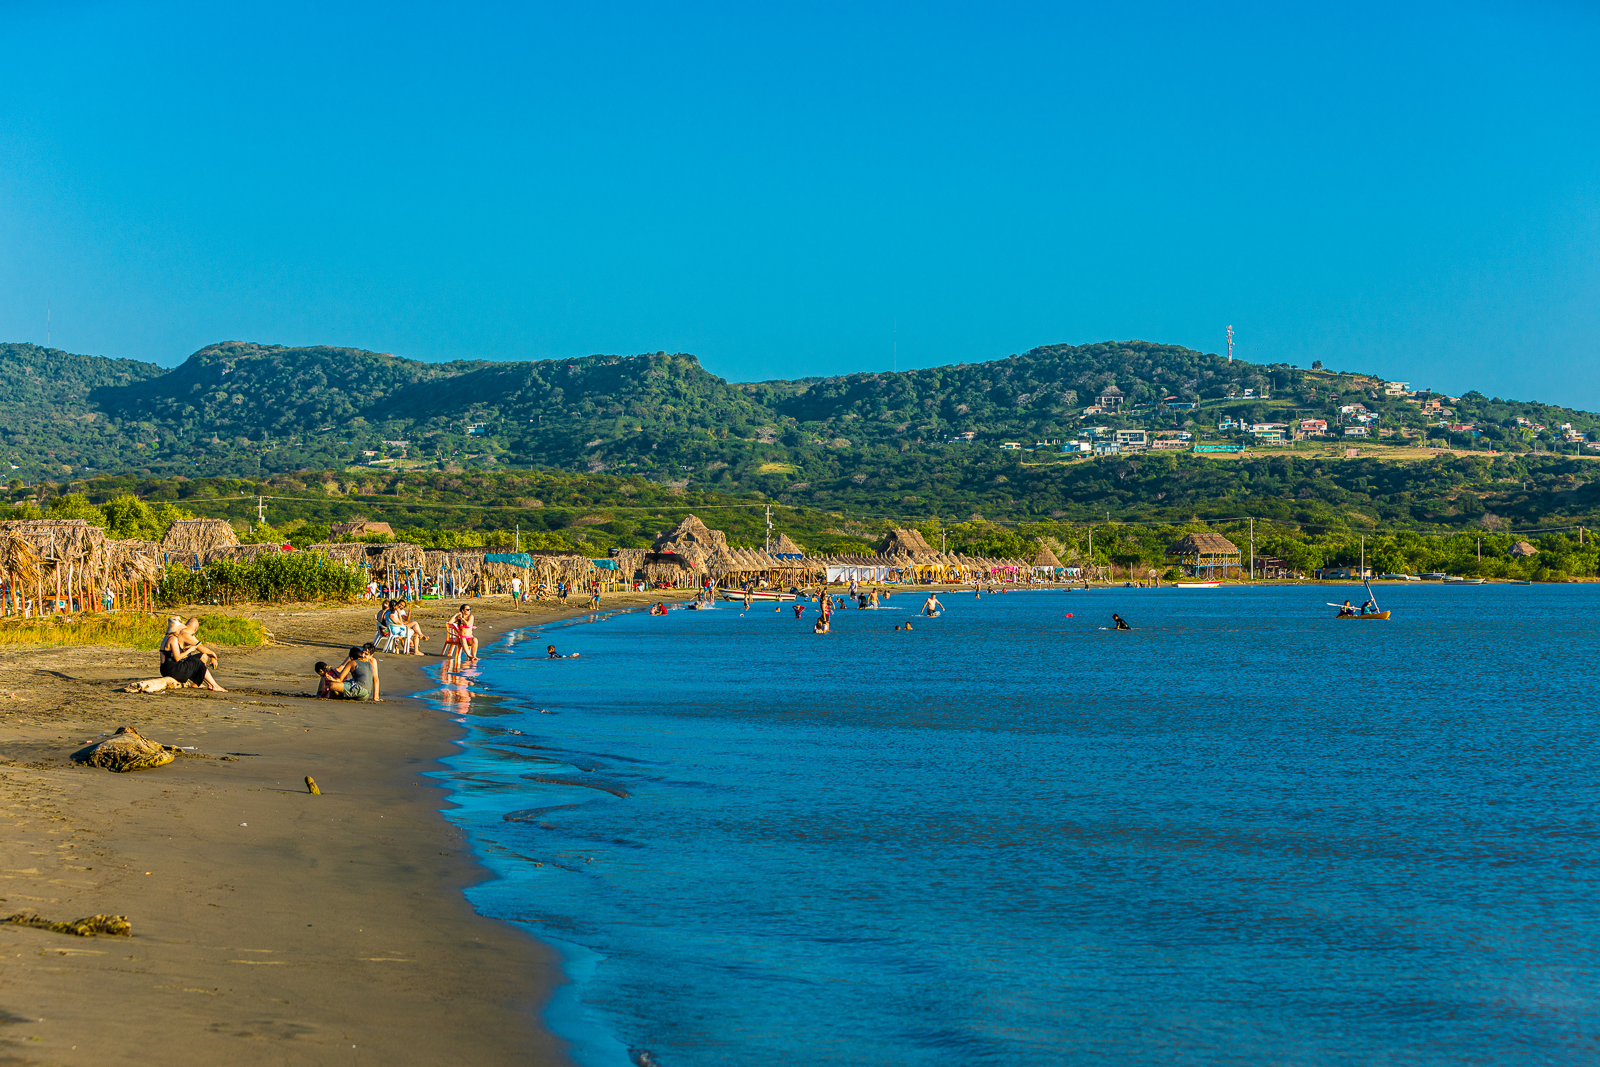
[6,338,1596,488]
[0,612,267,650]
[156,555,366,606]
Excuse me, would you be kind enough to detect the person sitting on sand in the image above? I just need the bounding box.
[331,645,381,702]
[159,617,226,692]
[176,617,221,670]
[314,661,341,698]
[1112,613,1130,630]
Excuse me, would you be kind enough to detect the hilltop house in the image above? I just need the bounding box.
[1096,385,1125,411]
[1299,419,1329,436]
[1114,429,1148,449]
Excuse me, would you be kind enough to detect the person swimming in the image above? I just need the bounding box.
[1112,613,1130,630]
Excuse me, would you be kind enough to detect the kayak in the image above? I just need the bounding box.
[1334,611,1391,620]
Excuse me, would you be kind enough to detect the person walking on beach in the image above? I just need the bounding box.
[588,582,601,611]
[511,576,522,603]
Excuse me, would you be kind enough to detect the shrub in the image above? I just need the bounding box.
[158,553,364,606]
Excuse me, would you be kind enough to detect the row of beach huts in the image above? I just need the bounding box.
[0,514,1077,617]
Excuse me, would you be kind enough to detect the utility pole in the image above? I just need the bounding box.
[1249,517,1255,580]
[255,495,266,526]
[1477,537,1481,561]
[764,503,773,553]
[515,523,520,553]
[1226,324,1234,364]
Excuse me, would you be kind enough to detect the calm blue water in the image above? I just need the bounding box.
[424,585,1600,1066]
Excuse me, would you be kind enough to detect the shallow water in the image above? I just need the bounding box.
[425,585,1600,1066]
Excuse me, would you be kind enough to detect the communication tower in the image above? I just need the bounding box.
[1227,325,1234,363]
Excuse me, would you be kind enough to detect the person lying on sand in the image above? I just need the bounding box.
[159,617,226,692]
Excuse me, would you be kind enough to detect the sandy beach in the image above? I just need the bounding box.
[0,591,680,1066]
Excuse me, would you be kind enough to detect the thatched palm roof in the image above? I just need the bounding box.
[654,514,728,552]
[0,531,42,584]
[879,527,936,556]
[0,518,105,564]
[162,518,239,557]
[331,521,393,538]
[367,543,426,570]
[1031,542,1063,568]
[773,532,805,554]
[1511,540,1539,557]
[1168,532,1240,556]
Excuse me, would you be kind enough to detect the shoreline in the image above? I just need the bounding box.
[0,591,686,1065]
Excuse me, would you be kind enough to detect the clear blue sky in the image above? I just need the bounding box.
[2,1,1596,405]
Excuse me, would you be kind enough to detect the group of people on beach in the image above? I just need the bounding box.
[310,603,481,700]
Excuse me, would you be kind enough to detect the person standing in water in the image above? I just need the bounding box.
[922,592,943,616]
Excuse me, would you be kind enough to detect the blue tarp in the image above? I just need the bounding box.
[484,552,536,568]
[591,559,620,570]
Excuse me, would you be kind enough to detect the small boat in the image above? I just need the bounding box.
[718,588,796,602]
[1334,610,1391,620]
[1174,581,1221,589]
[1329,576,1392,620]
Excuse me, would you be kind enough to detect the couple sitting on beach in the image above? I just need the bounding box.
[376,600,427,655]
[158,617,227,692]
[316,645,383,701]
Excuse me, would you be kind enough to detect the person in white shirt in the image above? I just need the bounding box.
[511,577,523,602]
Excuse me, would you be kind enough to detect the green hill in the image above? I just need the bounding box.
[5,338,1600,532]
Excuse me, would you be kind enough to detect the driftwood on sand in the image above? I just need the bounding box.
[2,912,131,937]
[71,726,179,772]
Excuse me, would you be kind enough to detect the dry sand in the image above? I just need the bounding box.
[0,591,681,1066]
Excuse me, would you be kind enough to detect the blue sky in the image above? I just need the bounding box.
[1,1,1596,404]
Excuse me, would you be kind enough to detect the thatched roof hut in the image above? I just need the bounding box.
[0,518,105,566]
[162,518,239,559]
[331,521,393,538]
[1168,531,1241,575]
[367,543,426,571]
[611,548,650,580]
[1511,540,1539,558]
[773,532,805,555]
[1031,542,1063,569]
[879,527,936,556]
[654,514,728,553]
[107,539,164,584]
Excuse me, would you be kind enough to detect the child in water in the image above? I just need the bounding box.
[546,644,580,659]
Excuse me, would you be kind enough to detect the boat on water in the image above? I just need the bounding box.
[1174,581,1221,589]
[1335,610,1392,620]
[1441,576,1488,585]
[718,588,797,602]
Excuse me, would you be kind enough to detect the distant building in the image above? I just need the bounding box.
[954,431,977,441]
[1000,442,1022,450]
[1092,441,1122,456]
[1097,385,1125,411]
[1383,382,1411,395]
[466,423,488,435]
[1344,426,1370,437]
[1061,441,1093,453]
[1299,419,1329,435]
[1114,429,1148,449]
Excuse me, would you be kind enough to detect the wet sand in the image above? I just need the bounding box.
[0,592,681,1066]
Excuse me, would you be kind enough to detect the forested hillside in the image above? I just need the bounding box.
[5,338,1600,522]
